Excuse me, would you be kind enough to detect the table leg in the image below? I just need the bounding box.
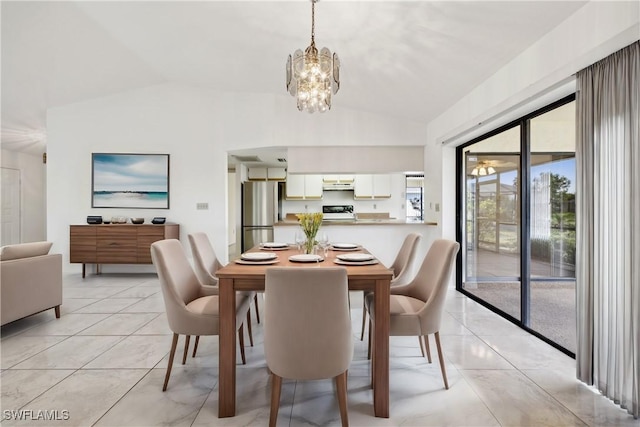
[373,278,390,418]
[218,278,237,417]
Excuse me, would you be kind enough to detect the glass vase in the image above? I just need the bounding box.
[304,236,316,254]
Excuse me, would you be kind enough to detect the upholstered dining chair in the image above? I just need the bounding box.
[264,267,353,427]
[365,239,459,389]
[188,232,257,347]
[360,232,422,340]
[150,239,252,391]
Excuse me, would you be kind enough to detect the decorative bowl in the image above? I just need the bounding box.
[131,218,144,224]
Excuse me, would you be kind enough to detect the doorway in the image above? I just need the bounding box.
[457,96,577,355]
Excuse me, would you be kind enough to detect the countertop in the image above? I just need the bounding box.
[275,219,437,226]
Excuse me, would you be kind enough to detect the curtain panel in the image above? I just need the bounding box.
[576,41,639,418]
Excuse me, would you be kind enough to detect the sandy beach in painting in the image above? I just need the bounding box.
[93,191,168,208]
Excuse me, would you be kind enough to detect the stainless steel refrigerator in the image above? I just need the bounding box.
[241,181,277,252]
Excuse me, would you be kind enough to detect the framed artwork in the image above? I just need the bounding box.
[91,153,170,209]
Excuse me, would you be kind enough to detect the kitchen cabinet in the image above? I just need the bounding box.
[286,174,322,199]
[322,174,354,183]
[248,167,286,181]
[354,174,392,199]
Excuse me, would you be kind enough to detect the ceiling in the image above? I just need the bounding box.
[1,1,588,156]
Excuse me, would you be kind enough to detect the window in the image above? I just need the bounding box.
[405,174,424,221]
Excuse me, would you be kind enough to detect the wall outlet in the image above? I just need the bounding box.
[373,204,377,209]
[196,202,209,210]
[435,203,440,212]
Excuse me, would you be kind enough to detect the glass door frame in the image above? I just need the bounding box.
[455,94,576,357]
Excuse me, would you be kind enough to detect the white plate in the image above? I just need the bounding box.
[235,258,279,265]
[333,259,379,266]
[241,252,277,261]
[289,254,324,263]
[331,243,359,249]
[336,253,375,262]
[261,242,289,249]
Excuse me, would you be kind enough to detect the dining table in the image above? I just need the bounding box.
[215,243,393,418]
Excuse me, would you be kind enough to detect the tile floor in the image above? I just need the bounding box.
[1,272,637,426]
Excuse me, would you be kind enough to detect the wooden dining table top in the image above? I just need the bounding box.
[217,245,393,284]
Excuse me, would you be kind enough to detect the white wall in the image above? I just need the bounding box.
[46,84,427,272]
[1,149,46,243]
[426,1,640,241]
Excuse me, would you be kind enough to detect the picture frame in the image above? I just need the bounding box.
[91,153,170,209]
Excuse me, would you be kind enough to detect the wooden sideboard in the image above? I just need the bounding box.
[70,224,179,277]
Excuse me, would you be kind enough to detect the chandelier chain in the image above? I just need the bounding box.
[311,0,315,45]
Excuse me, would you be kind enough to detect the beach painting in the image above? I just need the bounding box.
[92,153,170,208]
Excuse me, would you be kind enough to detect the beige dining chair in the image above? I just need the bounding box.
[264,267,353,427]
[188,232,257,347]
[365,239,459,389]
[151,239,252,391]
[360,232,422,340]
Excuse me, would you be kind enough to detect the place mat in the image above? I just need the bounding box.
[333,259,379,266]
[331,243,359,250]
[336,253,375,262]
[260,242,290,249]
[234,258,279,265]
[241,252,277,261]
[260,246,290,251]
[289,254,324,263]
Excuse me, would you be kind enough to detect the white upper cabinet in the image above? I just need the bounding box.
[354,174,392,199]
[322,174,355,183]
[286,174,322,199]
[248,167,286,181]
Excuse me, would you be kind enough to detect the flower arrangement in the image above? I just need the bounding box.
[296,212,324,254]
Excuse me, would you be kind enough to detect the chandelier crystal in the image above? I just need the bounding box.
[286,0,340,113]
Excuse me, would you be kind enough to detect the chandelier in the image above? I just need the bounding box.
[471,161,496,176]
[286,0,340,113]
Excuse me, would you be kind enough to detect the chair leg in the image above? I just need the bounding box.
[182,335,191,365]
[192,336,200,358]
[360,299,367,341]
[254,294,261,324]
[335,371,349,427]
[419,335,425,357]
[238,324,246,365]
[367,319,372,360]
[424,335,432,363]
[163,333,179,391]
[246,310,254,347]
[434,332,449,389]
[54,306,61,318]
[269,374,283,427]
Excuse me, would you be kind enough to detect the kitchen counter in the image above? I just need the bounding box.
[275,219,437,226]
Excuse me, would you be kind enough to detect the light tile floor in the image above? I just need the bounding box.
[1,272,636,426]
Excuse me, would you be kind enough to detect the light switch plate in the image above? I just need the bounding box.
[196,202,209,210]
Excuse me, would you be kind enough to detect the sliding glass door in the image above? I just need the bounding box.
[457,96,576,355]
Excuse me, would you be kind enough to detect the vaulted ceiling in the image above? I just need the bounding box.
[1,1,588,155]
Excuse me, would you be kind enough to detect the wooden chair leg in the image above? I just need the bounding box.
[360,299,367,341]
[367,319,372,360]
[335,371,349,427]
[434,332,449,389]
[254,294,261,324]
[419,335,425,357]
[54,306,61,318]
[424,335,432,363]
[163,333,179,391]
[269,374,283,427]
[246,310,254,347]
[182,335,191,365]
[238,324,246,365]
[192,336,200,358]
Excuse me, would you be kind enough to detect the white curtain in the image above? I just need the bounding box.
[576,41,639,418]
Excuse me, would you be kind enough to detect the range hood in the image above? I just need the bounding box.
[322,182,354,191]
